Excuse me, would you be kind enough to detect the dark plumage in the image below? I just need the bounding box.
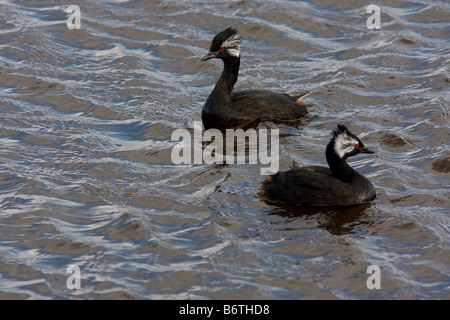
[201,27,309,130]
[262,125,376,207]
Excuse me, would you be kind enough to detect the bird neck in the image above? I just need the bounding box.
[326,141,355,183]
[211,56,240,103]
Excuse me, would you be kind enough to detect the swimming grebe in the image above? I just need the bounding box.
[201,27,308,130]
[262,125,376,207]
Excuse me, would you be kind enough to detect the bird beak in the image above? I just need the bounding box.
[201,51,217,61]
[359,146,375,154]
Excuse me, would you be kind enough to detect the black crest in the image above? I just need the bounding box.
[209,27,241,52]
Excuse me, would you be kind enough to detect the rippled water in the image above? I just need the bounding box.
[0,0,449,299]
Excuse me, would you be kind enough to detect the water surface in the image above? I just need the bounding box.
[0,0,449,299]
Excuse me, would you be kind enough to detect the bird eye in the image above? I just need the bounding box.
[355,143,359,149]
[220,46,225,51]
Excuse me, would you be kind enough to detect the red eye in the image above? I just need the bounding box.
[355,143,359,149]
[220,46,225,51]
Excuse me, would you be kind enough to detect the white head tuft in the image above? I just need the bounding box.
[222,31,241,58]
[333,125,359,159]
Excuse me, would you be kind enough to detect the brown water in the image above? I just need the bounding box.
[0,0,449,299]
